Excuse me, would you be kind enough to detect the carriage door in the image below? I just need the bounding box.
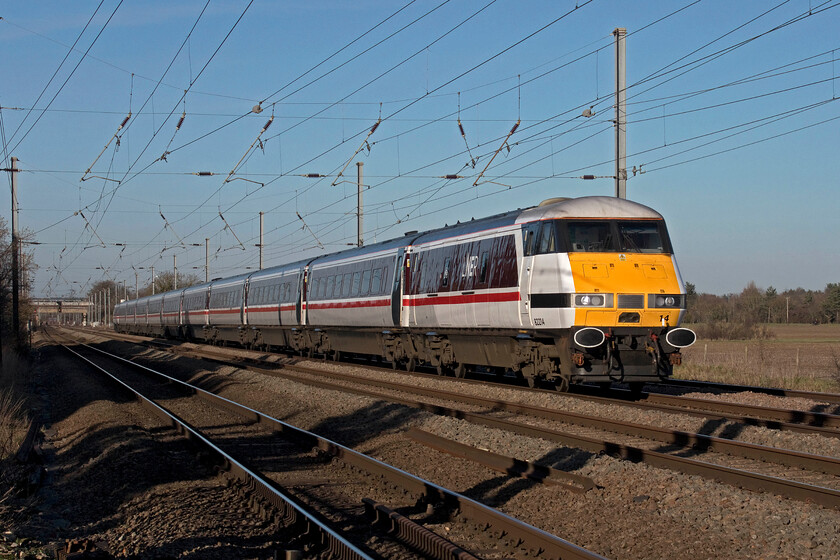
[241,280,249,326]
[518,223,539,327]
[296,270,306,325]
[391,249,405,326]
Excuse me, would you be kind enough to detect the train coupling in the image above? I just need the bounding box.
[669,352,683,366]
[572,352,586,367]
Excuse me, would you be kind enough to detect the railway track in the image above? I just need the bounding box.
[657,378,840,406]
[65,328,840,510]
[88,327,840,436]
[51,329,606,560]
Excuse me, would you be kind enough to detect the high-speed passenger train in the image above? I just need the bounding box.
[114,196,696,390]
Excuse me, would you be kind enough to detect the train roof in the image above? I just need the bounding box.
[516,196,663,223]
[122,197,666,300]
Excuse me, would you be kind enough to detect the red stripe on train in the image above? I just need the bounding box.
[403,291,520,307]
[307,298,391,310]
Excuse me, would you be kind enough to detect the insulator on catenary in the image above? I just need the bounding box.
[458,121,465,137]
[370,121,380,134]
[196,171,214,176]
[582,174,595,180]
[119,114,131,128]
[443,174,462,180]
[262,117,274,131]
[509,121,520,135]
[176,115,185,129]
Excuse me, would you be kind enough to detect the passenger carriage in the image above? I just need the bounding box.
[113,196,695,389]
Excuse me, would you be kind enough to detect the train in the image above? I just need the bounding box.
[114,196,696,390]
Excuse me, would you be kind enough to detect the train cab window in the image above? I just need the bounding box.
[479,251,490,284]
[537,222,556,254]
[522,226,536,257]
[371,268,382,294]
[442,257,451,287]
[618,221,666,253]
[568,221,614,252]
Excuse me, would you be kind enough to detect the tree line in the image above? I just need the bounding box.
[684,281,840,338]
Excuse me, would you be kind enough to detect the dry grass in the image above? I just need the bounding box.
[675,323,840,392]
[0,349,32,521]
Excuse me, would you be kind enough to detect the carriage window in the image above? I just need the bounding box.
[351,271,362,296]
[325,276,334,298]
[361,269,371,296]
[342,273,352,297]
[442,257,451,287]
[371,268,382,294]
[479,251,490,284]
[568,221,614,252]
[618,221,665,253]
[537,222,556,254]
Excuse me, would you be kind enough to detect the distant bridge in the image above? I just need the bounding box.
[31,298,93,326]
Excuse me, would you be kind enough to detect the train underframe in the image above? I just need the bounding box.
[116,322,683,390]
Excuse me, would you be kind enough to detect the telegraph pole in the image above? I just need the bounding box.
[4,157,21,343]
[356,161,364,247]
[614,28,627,199]
[258,212,264,270]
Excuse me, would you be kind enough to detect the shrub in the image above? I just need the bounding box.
[692,320,776,341]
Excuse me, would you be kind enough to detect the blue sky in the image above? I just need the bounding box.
[1,0,838,297]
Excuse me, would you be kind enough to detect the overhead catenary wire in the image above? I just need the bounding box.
[4,0,124,158]
[33,1,840,289]
[0,2,106,161]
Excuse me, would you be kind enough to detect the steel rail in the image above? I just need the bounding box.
[362,499,481,560]
[634,390,840,429]
[163,333,840,437]
[175,353,840,510]
[76,340,607,560]
[91,329,840,438]
[406,428,596,492]
[55,340,373,560]
[198,356,840,479]
[661,379,840,405]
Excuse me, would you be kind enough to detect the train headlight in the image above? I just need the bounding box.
[574,294,612,307]
[649,294,685,309]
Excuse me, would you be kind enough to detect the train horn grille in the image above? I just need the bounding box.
[617,294,644,309]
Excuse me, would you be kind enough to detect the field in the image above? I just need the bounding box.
[675,323,840,392]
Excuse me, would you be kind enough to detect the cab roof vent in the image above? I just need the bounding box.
[539,197,571,206]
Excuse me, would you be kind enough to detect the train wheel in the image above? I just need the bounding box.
[452,362,466,379]
[555,376,571,392]
[332,350,342,362]
[436,364,449,376]
[404,357,416,373]
[628,382,645,398]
